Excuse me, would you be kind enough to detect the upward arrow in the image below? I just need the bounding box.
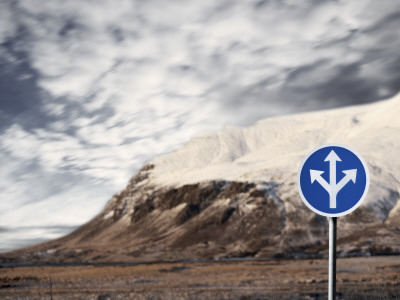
[324,150,341,189]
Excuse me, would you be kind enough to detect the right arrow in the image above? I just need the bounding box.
[336,169,357,191]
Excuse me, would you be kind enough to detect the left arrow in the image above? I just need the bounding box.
[310,169,331,193]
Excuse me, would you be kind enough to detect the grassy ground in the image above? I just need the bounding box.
[1,256,399,299]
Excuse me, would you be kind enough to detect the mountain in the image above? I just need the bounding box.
[2,94,400,264]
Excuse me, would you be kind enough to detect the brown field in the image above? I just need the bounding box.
[1,256,399,300]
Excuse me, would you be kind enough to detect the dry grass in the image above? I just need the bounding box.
[1,256,399,299]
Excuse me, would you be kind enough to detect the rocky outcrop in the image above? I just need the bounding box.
[2,164,400,265]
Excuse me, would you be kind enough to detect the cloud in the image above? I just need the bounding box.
[0,226,78,252]
[10,0,400,121]
[0,0,400,250]
[0,1,17,43]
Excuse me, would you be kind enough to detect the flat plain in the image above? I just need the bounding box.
[1,256,399,299]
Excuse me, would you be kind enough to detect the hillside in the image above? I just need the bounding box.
[2,94,400,264]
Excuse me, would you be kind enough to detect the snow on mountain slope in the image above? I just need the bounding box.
[152,93,400,185]
[151,93,400,222]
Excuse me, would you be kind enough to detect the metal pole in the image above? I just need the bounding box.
[329,217,337,300]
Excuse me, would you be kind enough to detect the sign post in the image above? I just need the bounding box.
[297,144,369,299]
[329,217,337,300]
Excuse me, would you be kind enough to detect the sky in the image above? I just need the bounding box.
[1,0,400,251]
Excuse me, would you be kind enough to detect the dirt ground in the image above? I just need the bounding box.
[1,256,399,300]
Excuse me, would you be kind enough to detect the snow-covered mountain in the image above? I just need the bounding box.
[152,92,400,220]
[2,94,400,264]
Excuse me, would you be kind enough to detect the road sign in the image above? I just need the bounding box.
[298,143,370,300]
[297,144,370,217]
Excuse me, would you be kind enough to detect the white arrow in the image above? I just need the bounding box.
[325,150,341,188]
[336,169,357,191]
[310,150,357,209]
[310,170,330,192]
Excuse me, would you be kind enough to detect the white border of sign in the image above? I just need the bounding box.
[297,143,370,217]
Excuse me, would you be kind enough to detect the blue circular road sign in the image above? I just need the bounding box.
[297,144,370,217]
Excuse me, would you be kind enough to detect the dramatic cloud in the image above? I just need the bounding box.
[1,0,400,250]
